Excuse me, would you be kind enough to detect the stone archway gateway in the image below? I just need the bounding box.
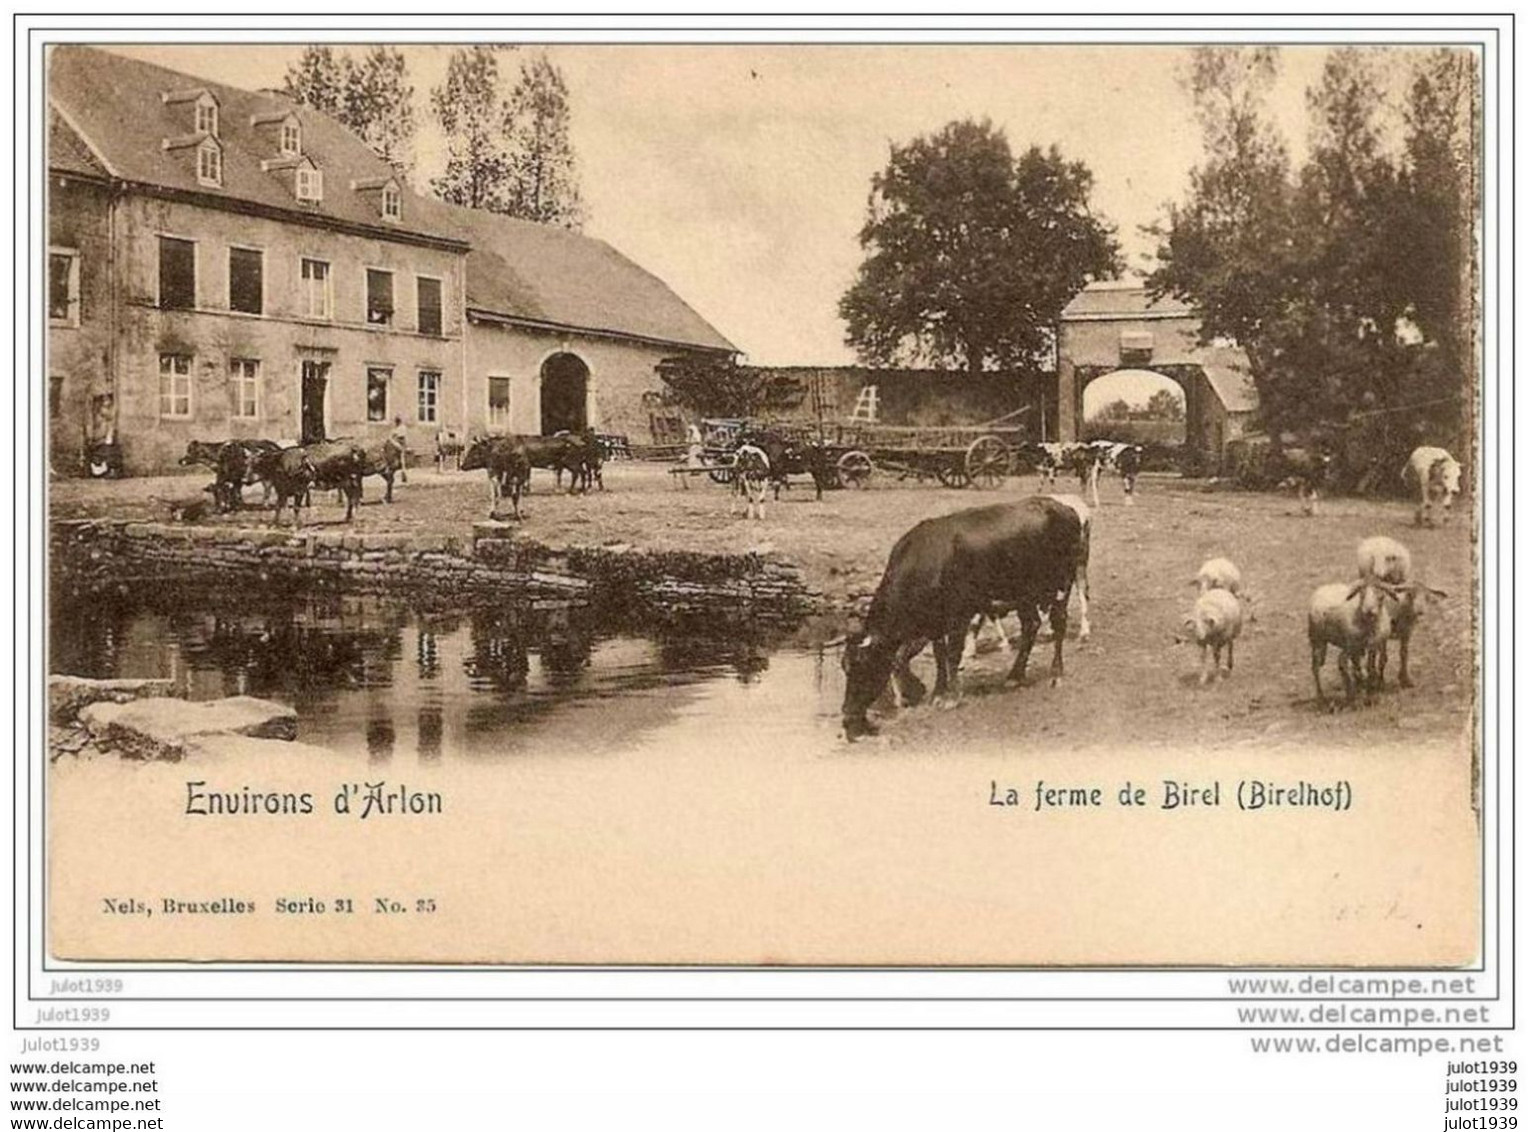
[1056,282,1259,469]
[539,352,590,435]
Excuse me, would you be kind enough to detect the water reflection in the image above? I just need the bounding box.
[49,584,840,760]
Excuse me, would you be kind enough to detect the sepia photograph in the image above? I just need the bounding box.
[42,39,1482,967]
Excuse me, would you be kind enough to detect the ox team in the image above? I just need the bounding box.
[839,443,1463,740]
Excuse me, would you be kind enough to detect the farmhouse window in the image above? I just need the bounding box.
[300,258,331,320]
[417,277,442,336]
[48,251,79,324]
[196,99,217,136]
[367,367,392,422]
[417,370,441,423]
[228,247,263,315]
[280,120,301,156]
[296,166,323,202]
[229,357,260,419]
[366,269,394,326]
[158,237,196,310]
[382,184,402,220]
[488,376,511,428]
[158,353,192,418]
[196,142,222,187]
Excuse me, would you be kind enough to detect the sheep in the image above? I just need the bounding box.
[1184,588,1243,685]
[1355,535,1447,689]
[1307,576,1400,708]
[1192,556,1258,623]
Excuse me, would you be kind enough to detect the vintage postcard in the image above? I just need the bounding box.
[43,40,1482,966]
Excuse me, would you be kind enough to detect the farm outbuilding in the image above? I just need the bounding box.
[1057,281,1259,471]
[46,45,736,476]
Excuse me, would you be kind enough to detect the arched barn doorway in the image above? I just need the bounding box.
[540,353,589,435]
[1081,369,1188,448]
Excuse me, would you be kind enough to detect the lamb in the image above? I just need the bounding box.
[1184,588,1243,685]
[1307,576,1399,708]
[1196,557,1242,595]
[1355,535,1447,689]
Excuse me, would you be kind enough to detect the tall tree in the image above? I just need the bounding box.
[283,45,417,174]
[342,46,417,173]
[282,45,347,118]
[431,45,515,211]
[840,119,1120,375]
[1147,47,1294,359]
[503,53,585,230]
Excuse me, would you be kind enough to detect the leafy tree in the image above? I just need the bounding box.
[503,53,584,230]
[282,45,346,117]
[1145,388,1185,421]
[840,119,1120,376]
[1095,398,1135,422]
[343,46,416,172]
[655,356,800,420]
[431,45,515,211]
[283,45,416,173]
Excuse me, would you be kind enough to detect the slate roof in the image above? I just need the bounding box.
[1061,281,1194,320]
[436,201,737,353]
[47,45,737,354]
[48,45,463,245]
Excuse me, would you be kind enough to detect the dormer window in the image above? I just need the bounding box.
[196,139,222,187]
[280,119,301,156]
[196,98,218,137]
[296,166,323,203]
[352,175,403,222]
[382,183,401,221]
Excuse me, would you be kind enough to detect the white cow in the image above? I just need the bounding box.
[1405,446,1462,527]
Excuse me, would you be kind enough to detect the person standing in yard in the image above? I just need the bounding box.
[392,416,409,483]
[685,422,704,468]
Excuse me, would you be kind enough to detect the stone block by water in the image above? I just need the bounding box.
[48,675,174,724]
[78,695,298,761]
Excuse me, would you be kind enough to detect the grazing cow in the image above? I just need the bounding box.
[731,443,770,520]
[289,440,366,522]
[250,447,317,528]
[180,439,281,510]
[1115,444,1144,505]
[321,436,403,504]
[1405,446,1463,527]
[841,497,1085,739]
[1271,442,1334,515]
[1067,441,1115,508]
[736,427,834,501]
[1023,442,1068,492]
[552,428,605,493]
[510,433,592,493]
[966,492,1093,658]
[460,435,531,520]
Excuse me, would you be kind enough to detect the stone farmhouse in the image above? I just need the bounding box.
[46,45,736,475]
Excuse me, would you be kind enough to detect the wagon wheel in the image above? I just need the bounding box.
[936,461,971,489]
[836,450,873,489]
[708,457,735,485]
[965,435,1011,489]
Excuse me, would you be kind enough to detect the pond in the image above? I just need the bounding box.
[49,585,848,759]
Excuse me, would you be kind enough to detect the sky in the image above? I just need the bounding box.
[107,43,1414,367]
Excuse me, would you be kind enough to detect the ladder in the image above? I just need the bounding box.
[849,384,880,423]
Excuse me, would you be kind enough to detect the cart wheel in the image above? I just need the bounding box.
[966,435,1011,489]
[836,450,873,488]
[936,463,971,489]
[708,462,735,485]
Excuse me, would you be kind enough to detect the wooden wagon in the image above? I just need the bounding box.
[815,407,1032,490]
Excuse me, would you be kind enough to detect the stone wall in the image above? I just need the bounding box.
[51,519,814,621]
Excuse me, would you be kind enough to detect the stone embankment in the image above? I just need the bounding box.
[49,674,330,763]
[51,518,815,619]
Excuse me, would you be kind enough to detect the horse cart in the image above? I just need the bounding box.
[818,407,1031,490]
[668,410,1030,491]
